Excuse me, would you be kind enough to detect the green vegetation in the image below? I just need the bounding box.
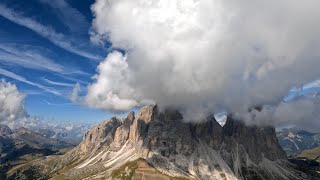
[8,166,48,180]
[10,153,44,166]
[111,159,190,180]
[296,146,320,160]
[154,168,189,180]
[54,147,74,155]
[111,160,139,180]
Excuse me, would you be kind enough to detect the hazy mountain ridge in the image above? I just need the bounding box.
[0,125,74,153]
[0,124,75,179]
[7,105,316,180]
[2,119,94,143]
[276,128,320,156]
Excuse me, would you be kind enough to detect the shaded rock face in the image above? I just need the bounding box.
[75,105,295,180]
[129,106,155,143]
[222,117,286,163]
[0,124,13,136]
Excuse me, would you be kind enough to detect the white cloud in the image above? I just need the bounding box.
[0,44,65,73]
[0,68,61,96]
[0,4,100,60]
[70,82,81,102]
[240,98,320,132]
[43,77,74,87]
[89,0,320,126]
[85,51,138,112]
[0,79,26,122]
[0,80,93,137]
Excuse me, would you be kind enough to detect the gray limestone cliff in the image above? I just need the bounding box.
[9,105,310,180]
[74,105,301,180]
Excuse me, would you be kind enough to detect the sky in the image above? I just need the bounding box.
[0,0,114,124]
[1,0,320,132]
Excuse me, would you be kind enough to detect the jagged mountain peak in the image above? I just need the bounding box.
[70,106,296,179]
[8,105,311,180]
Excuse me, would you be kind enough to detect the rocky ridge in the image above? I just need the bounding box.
[8,105,311,180]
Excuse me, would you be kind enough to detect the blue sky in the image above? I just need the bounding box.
[0,0,117,123]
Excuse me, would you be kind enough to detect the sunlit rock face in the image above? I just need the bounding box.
[73,105,300,180]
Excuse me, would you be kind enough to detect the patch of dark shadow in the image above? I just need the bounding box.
[240,167,266,180]
[220,172,226,179]
[6,144,56,162]
[0,163,11,180]
[289,158,320,179]
[214,164,222,171]
[0,136,15,162]
[138,119,150,145]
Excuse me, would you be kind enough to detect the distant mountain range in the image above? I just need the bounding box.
[0,124,75,179]
[1,119,94,143]
[276,128,320,156]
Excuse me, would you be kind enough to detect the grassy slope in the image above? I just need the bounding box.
[296,146,320,160]
[111,159,139,180]
[112,159,190,180]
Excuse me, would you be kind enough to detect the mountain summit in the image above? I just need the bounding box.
[9,106,311,179]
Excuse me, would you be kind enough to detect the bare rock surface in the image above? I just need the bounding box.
[8,105,312,180]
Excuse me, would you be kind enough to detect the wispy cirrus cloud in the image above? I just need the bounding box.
[0,4,100,60]
[0,68,61,96]
[43,100,73,106]
[38,0,89,35]
[0,44,65,73]
[42,77,74,87]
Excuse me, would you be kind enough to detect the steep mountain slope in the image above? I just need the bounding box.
[277,129,320,155]
[8,106,313,180]
[289,147,320,178]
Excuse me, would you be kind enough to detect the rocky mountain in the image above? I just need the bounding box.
[7,106,316,180]
[276,128,320,156]
[0,125,74,152]
[0,124,75,179]
[288,147,320,178]
[0,125,13,136]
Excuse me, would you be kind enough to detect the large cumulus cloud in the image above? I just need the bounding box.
[0,79,26,122]
[87,0,320,127]
[85,51,139,112]
[0,79,43,129]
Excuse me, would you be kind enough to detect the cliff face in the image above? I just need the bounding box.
[222,117,287,162]
[9,105,307,180]
[73,105,297,180]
